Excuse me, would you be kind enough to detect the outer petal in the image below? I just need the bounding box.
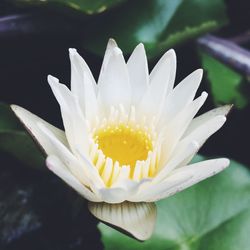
[176,115,227,167]
[184,104,232,137]
[69,49,98,124]
[159,92,208,165]
[83,71,99,125]
[127,43,149,105]
[146,158,230,202]
[137,50,174,121]
[158,69,203,127]
[134,170,193,202]
[37,122,90,186]
[154,141,200,183]
[69,48,96,95]
[88,201,157,241]
[97,46,131,113]
[38,122,104,189]
[47,75,89,155]
[149,49,176,96]
[98,178,151,204]
[10,105,67,156]
[46,155,101,202]
[98,38,118,86]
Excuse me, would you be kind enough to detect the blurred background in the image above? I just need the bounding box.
[0,0,250,249]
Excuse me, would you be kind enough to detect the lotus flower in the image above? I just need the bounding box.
[11,39,230,240]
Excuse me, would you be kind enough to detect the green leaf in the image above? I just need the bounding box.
[200,52,248,109]
[82,0,228,58]
[10,0,126,15]
[99,157,250,250]
[0,103,45,170]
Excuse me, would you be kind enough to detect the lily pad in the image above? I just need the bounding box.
[99,158,250,250]
[9,0,127,15]
[0,103,44,170]
[82,0,228,58]
[200,52,248,109]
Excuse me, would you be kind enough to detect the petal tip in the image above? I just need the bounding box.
[137,43,145,49]
[201,91,208,98]
[47,74,58,83]
[224,104,234,116]
[167,48,176,57]
[222,158,230,168]
[69,48,77,53]
[10,104,18,112]
[107,38,118,48]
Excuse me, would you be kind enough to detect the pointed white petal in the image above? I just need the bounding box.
[154,141,199,183]
[47,75,89,155]
[37,122,105,190]
[69,48,96,95]
[10,105,67,156]
[98,47,131,112]
[127,43,149,105]
[180,115,226,156]
[46,155,101,202]
[167,115,227,169]
[159,92,207,164]
[37,122,91,186]
[184,105,232,137]
[159,69,203,126]
[98,175,150,204]
[98,187,127,203]
[136,170,193,202]
[150,49,176,96]
[137,51,174,120]
[69,49,98,123]
[150,158,230,202]
[88,201,157,241]
[83,71,99,124]
[98,38,118,86]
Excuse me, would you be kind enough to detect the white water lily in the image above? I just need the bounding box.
[11,39,230,241]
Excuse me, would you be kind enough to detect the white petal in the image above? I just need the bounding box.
[136,170,193,202]
[159,92,208,164]
[127,43,149,105]
[151,158,230,202]
[97,47,131,112]
[46,155,101,202]
[88,201,157,241]
[10,105,67,156]
[137,50,174,120]
[47,75,89,155]
[98,176,150,204]
[178,115,226,164]
[98,187,127,203]
[38,122,105,190]
[159,69,203,127]
[184,105,232,137]
[154,141,199,183]
[83,71,99,124]
[69,49,98,123]
[98,38,118,86]
[167,115,227,169]
[37,122,92,186]
[69,48,96,95]
[150,49,176,96]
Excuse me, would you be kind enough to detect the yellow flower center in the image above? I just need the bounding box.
[94,124,153,168]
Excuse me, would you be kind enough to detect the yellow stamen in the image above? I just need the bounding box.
[94,124,153,170]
